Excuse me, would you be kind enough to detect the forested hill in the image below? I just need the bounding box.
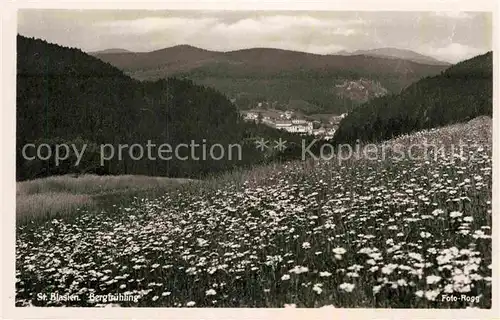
[332,52,493,145]
[17,35,142,147]
[16,35,305,181]
[18,36,129,77]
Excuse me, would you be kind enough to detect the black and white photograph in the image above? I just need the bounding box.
[1,1,497,317]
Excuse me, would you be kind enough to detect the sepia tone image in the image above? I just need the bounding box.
[15,9,492,309]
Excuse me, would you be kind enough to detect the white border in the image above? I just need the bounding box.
[1,1,498,319]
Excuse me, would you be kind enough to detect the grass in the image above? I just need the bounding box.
[15,117,492,308]
[16,174,194,224]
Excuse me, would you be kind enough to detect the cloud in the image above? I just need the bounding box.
[331,28,358,36]
[92,14,367,53]
[419,42,487,63]
[97,17,218,34]
[18,10,491,61]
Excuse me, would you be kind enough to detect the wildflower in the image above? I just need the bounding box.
[381,264,398,275]
[205,289,216,296]
[427,248,437,254]
[424,289,441,301]
[472,230,490,239]
[443,284,453,293]
[426,275,442,285]
[302,242,311,249]
[408,252,423,261]
[281,274,291,281]
[319,271,332,277]
[347,264,363,272]
[397,279,408,287]
[186,301,196,307]
[332,247,346,255]
[339,283,355,292]
[450,211,463,218]
[312,283,323,294]
[432,209,444,216]
[457,285,471,293]
[420,231,432,239]
[197,238,208,247]
[415,290,424,298]
[289,266,309,274]
[366,259,376,265]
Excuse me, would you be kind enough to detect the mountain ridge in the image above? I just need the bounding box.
[91,44,451,114]
[91,45,451,72]
[89,48,133,54]
[334,47,451,66]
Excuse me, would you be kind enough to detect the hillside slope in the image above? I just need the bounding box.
[333,52,492,144]
[16,116,492,307]
[92,46,449,114]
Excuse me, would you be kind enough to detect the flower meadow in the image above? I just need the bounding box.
[16,118,492,308]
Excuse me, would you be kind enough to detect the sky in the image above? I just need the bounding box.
[18,10,492,63]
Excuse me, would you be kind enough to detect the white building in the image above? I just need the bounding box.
[274,120,313,135]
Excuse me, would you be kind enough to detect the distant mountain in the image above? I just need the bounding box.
[336,48,450,66]
[17,35,304,181]
[89,48,132,54]
[91,45,220,74]
[333,52,492,144]
[92,46,449,114]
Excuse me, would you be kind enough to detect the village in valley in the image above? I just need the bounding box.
[240,105,347,140]
[234,77,390,140]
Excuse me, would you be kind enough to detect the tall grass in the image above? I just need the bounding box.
[17,174,194,196]
[16,193,93,224]
[16,174,194,224]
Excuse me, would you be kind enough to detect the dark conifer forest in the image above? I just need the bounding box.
[333,52,493,145]
[16,35,314,181]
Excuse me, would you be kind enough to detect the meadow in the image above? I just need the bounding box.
[16,174,194,224]
[15,117,492,308]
